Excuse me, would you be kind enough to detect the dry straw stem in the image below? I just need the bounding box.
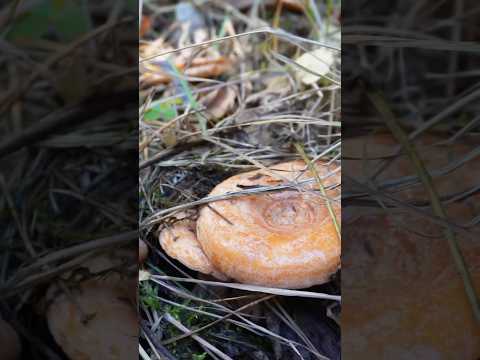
[1,231,136,299]
[161,295,274,345]
[342,35,480,52]
[142,177,337,227]
[368,90,480,325]
[150,275,341,301]
[164,313,234,360]
[139,27,340,63]
[147,278,328,358]
[0,17,135,114]
[294,143,340,239]
[139,6,341,358]
[345,176,477,239]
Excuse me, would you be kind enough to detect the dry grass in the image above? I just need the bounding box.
[139,1,341,359]
[341,0,480,351]
[0,1,137,358]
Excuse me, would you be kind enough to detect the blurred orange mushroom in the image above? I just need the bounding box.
[0,317,21,360]
[139,239,148,263]
[46,252,137,360]
[342,133,480,359]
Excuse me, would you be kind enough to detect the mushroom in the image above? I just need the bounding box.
[342,133,480,359]
[139,239,148,263]
[342,132,479,202]
[159,160,341,288]
[0,317,21,360]
[46,251,137,360]
[159,217,228,280]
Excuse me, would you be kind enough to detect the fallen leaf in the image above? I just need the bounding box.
[200,86,236,120]
[139,270,151,282]
[184,57,231,79]
[295,48,336,85]
[162,127,178,148]
[141,56,231,87]
[265,74,291,94]
[140,15,151,37]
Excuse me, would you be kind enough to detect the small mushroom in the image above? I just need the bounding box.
[0,317,21,360]
[160,160,340,288]
[159,217,228,280]
[46,252,137,360]
[139,239,148,263]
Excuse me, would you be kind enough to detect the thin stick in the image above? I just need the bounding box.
[368,90,480,325]
[151,275,341,301]
[164,313,234,360]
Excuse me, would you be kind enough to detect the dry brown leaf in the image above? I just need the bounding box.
[162,127,178,147]
[200,86,237,120]
[184,58,231,79]
[295,48,336,85]
[140,15,152,37]
[140,56,231,87]
[265,74,291,94]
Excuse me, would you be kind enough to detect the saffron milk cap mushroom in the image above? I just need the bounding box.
[139,239,148,263]
[0,317,21,360]
[160,160,341,289]
[159,215,228,280]
[342,134,480,359]
[46,251,137,360]
[342,132,480,202]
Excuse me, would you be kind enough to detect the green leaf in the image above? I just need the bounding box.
[193,353,207,360]
[144,101,178,122]
[54,1,90,42]
[125,0,137,13]
[7,2,51,41]
[7,0,90,42]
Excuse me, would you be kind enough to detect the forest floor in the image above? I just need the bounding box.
[139,1,341,359]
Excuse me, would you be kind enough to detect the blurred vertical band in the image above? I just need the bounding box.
[342,0,480,359]
[0,1,138,359]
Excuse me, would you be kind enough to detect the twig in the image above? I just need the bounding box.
[368,90,480,325]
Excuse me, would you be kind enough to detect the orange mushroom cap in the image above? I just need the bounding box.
[195,160,340,288]
[342,132,480,202]
[159,217,227,280]
[139,239,148,263]
[342,134,480,358]
[0,317,21,360]
[46,252,137,360]
[343,206,480,359]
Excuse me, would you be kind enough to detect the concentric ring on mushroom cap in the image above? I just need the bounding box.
[196,160,341,289]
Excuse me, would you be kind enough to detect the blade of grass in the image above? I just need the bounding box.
[294,143,340,239]
[164,313,234,360]
[368,90,480,325]
[150,275,341,301]
[166,59,207,134]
